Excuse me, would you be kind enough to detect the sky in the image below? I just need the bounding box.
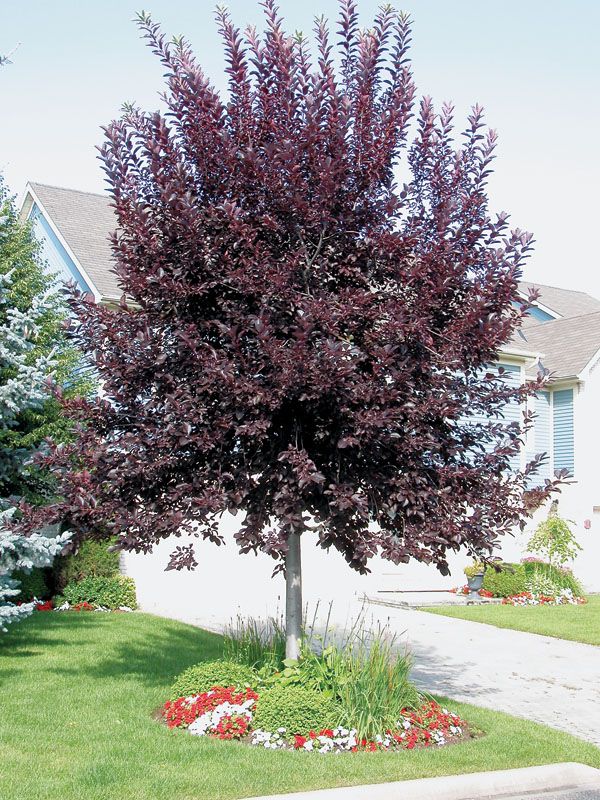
[1,0,599,295]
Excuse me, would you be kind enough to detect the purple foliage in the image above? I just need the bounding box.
[20,2,561,577]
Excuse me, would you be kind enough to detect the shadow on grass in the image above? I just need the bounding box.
[42,612,225,689]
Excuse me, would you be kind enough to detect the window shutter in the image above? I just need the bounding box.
[553,388,574,476]
[531,390,552,480]
[499,364,522,472]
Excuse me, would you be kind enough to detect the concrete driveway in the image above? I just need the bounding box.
[360,599,600,746]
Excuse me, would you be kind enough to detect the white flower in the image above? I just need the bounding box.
[187,700,253,737]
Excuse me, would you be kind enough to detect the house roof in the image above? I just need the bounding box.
[513,311,600,379]
[21,182,600,381]
[518,281,600,321]
[26,182,121,301]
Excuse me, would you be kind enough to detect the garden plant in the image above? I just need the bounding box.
[163,614,469,752]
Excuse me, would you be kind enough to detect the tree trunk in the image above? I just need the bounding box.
[285,531,302,660]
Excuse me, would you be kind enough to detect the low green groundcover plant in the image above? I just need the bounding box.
[170,660,257,699]
[63,575,137,610]
[252,684,338,736]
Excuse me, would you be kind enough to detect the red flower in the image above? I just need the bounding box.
[72,601,94,611]
[163,685,258,729]
[293,735,307,749]
[213,714,249,740]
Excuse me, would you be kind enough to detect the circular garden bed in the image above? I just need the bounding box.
[159,657,475,753]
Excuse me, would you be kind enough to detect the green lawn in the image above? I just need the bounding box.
[1,613,599,800]
[422,595,600,646]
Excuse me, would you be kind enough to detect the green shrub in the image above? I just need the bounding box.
[523,561,583,596]
[170,660,257,700]
[482,562,527,597]
[253,684,337,735]
[12,568,49,601]
[54,538,120,591]
[63,575,137,610]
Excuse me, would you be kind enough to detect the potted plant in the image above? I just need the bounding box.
[464,562,485,602]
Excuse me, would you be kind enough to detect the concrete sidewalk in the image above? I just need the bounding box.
[241,763,600,800]
[359,599,600,746]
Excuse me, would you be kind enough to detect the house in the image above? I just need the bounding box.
[19,181,600,627]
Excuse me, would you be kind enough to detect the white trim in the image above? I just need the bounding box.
[498,345,542,362]
[578,344,600,381]
[20,183,102,303]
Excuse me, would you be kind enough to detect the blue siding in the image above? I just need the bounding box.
[29,203,94,295]
[553,389,574,475]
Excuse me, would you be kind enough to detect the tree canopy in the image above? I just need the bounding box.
[20,2,558,587]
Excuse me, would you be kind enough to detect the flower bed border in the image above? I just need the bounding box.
[161,689,473,754]
[24,600,135,613]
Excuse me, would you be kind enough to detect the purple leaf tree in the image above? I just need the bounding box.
[21,1,560,657]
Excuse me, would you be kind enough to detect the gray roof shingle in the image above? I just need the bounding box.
[513,311,600,379]
[28,182,121,301]
[518,281,600,321]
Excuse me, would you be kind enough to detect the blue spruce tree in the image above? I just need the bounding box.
[0,189,73,631]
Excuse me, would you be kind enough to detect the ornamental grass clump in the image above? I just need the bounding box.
[522,560,583,596]
[334,638,419,740]
[282,613,419,739]
[223,615,286,671]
